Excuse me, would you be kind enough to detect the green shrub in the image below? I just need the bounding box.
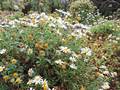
[69,0,98,24]
[1,0,13,10]
[31,0,65,13]
[0,24,93,90]
[90,21,115,35]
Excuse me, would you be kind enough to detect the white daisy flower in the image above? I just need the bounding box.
[111,72,117,78]
[69,63,77,70]
[55,59,66,65]
[0,66,5,72]
[59,46,71,54]
[69,57,77,62]
[28,68,34,77]
[33,76,43,85]
[101,82,110,90]
[0,49,6,54]
[80,47,92,56]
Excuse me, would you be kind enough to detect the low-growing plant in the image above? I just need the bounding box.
[90,21,115,35]
[8,12,24,20]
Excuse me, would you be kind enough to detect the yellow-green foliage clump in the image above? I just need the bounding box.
[69,0,98,24]
[69,0,96,16]
[91,21,115,35]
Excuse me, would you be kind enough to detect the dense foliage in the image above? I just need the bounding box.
[0,0,120,90]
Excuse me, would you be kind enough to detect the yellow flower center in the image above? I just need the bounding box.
[11,59,17,64]
[13,72,18,78]
[3,75,9,81]
[0,66,5,72]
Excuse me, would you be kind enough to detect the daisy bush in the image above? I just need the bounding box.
[0,13,91,89]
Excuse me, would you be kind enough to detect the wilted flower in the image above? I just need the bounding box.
[35,42,42,50]
[39,50,45,56]
[31,17,35,24]
[43,43,48,49]
[95,72,104,77]
[39,18,47,25]
[0,49,6,54]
